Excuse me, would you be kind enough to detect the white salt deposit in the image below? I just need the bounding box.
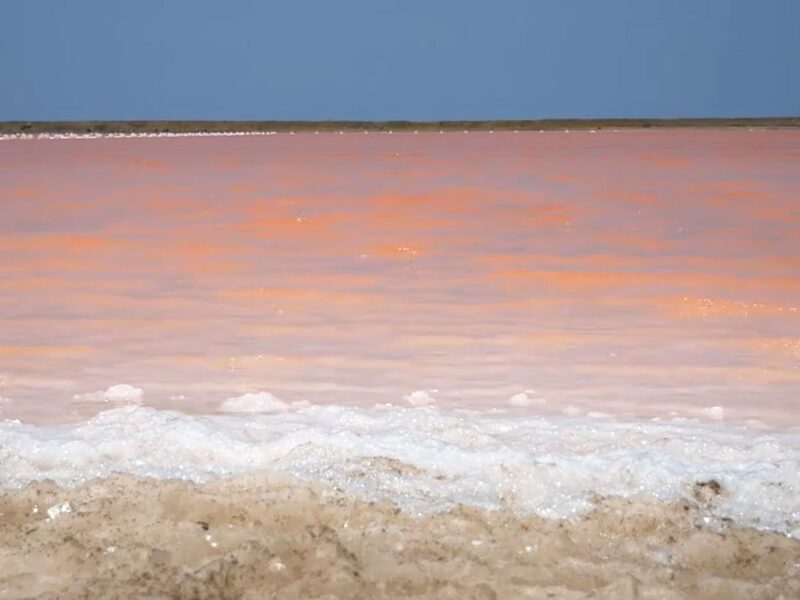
[0,131,282,141]
[220,391,291,413]
[103,384,144,402]
[73,384,144,404]
[46,501,72,520]
[701,406,726,420]
[2,396,800,534]
[508,391,545,407]
[404,390,437,406]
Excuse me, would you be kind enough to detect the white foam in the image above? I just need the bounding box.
[73,384,144,404]
[220,391,292,413]
[404,389,437,406]
[508,391,545,407]
[701,406,726,420]
[2,400,800,533]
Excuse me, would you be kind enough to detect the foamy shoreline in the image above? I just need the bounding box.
[3,403,799,538]
[3,401,799,597]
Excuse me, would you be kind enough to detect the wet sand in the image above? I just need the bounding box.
[1,475,798,599]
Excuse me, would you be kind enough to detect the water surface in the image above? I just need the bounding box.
[1,130,798,424]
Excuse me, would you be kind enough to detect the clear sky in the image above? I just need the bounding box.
[2,0,799,120]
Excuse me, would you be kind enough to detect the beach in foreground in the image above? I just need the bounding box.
[1,402,799,598]
[2,475,799,599]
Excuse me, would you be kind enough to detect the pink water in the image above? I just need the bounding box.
[1,130,798,425]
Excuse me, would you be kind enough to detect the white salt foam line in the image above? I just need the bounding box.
[2,399,799,535]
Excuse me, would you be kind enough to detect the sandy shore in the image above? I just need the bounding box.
[1,475,798,599]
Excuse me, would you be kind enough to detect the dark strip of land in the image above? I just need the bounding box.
[1,117,799,135]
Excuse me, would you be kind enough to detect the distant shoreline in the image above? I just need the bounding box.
[1,117,799,135]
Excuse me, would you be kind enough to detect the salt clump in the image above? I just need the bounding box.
[701,406,725,420]
[46,501,72,520]
[404,390,437,406]
[220,392,290,413]
[74,384,144,404]
[104,384,144,403]
[508,391,545,407]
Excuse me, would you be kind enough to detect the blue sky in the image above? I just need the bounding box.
[1,0,799,120]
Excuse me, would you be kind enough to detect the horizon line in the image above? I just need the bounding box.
[2,117,799,135]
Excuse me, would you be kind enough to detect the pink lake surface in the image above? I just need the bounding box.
[0,130,799,425]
